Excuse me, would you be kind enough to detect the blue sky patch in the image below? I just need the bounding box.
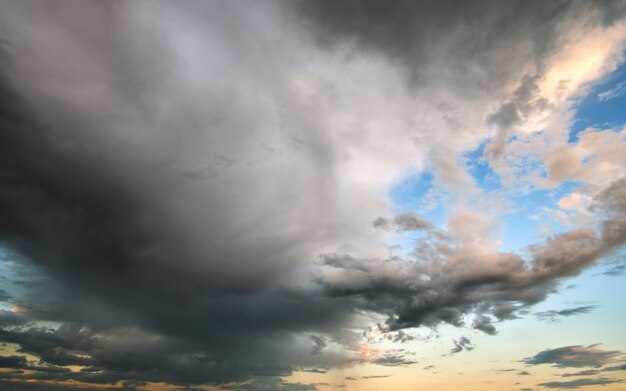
[570,59,626,141]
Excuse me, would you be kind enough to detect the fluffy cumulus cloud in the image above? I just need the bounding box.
[0,0,625,389]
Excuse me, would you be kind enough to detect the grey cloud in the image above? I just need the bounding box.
[561,369,599,377]
[0,0,624,389]
[394,213,433,232]
[0,311,29,328]
[0,0,358,386]
[318,184,626,333]
[492,303,523,321]
[535,305,598,323]
[0,380,139,391]
[372,212,434,233]
[602,363,626,372]
[310,335,327,355]
[473,314,497,335]
[300,367,329,374]
[295,0,625,170]
[0,307,345,385]
[0,355,28,368]
[372,217,391,230]
[538,378,623,389]
[360,375,391,379]
[592,177,626,215]
[523,345,622,368]
[346,374,390,380]
[601,263,626,276]
[387,330,415,343]
[370,354,417,367]
[484,75,551,160]
[225,377,318,391]
[294,0,623,88]
[450,337,473,354]
[0,289,11,301]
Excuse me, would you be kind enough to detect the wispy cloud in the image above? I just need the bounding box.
[598,81,626,101]
[535,305,598,322]
[538,377,623,389]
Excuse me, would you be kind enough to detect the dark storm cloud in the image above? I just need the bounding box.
[535,305,598,322]
[0,302,350,385]
[294,0,626,172]
[537,378,623,389]
[0,0,360,386]
[0,0,624,389]
[0,289,11,301]
[0,355,28,368]
[0,310,28,328]
[523,345,622,368]
[293,0,624,86]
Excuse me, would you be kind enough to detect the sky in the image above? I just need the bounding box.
[0,1,625,390]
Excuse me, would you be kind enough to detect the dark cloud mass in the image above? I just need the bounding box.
[0,0,625,389]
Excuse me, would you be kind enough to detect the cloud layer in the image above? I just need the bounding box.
[0,1,625,389]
